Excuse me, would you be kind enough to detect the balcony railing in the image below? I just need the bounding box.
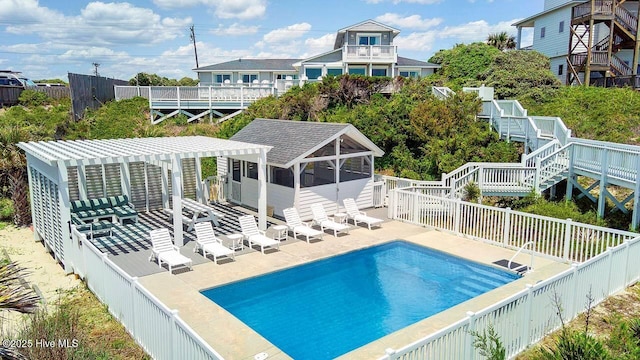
[343,45,397,62]
[572,1,614,19]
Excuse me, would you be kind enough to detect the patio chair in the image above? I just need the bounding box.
[310,203,350,237]
[343,198,383,230]
[238,215,280,254]
[193,222,235,264]
[148,228,193,274]
[283,207,324,243]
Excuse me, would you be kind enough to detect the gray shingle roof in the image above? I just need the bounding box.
[195,59,301,72]
[397,56,439,68]
[230,119,351,167]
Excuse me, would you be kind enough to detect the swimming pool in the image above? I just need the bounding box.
[201,241,519,359]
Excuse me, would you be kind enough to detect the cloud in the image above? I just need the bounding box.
[438,19,517,42]
[300,33,335,58]
[262,23,312,44]
[213,0,266,19]
[212,23,259,36]
[375,13,443,30]
[0,1,192,46]
[365,0,442,4]
[394,31,438,51]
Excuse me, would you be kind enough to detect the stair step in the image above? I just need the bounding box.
[453,286,482,298]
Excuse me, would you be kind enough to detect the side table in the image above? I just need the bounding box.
[272,225,288,242]
[227,233,244,250]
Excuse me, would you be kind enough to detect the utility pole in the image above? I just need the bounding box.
[190,25,199,68]
[92,62,100,77]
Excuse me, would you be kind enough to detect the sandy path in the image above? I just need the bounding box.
[0,225,81,333]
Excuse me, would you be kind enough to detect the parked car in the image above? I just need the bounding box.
[0,71,37,88]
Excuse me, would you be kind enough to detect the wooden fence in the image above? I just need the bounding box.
[68,73,129,120]
[1,86,70,107]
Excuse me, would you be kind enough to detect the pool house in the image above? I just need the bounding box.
[220,118,384,219]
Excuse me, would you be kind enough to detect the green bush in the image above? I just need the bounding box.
[537,330,610,360]
[18,90,50,107]
[0,198,14,221]
[471,324,506,360]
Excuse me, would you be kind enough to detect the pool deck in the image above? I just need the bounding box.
[138,213,570,360]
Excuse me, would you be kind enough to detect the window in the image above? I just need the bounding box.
[246,162,258,179]
[231,159,241,182]
[242,74,257,83]
[327,68,343,76]
[558,64,564,76]
[400,71,420,78]
[372,68,387,77]
[215,74,231,83]
[276,74,299,80]
[348,67,366,75]
[541,27,546,38]
[340,156,371,182]
[300,161,335,188]
[358,35,380,45]
[559,21,564,33]
[305,68,322,79]
[270,166,294,188]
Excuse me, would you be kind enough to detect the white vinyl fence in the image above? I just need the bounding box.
[71,228,224,360]
[382,189,640,359]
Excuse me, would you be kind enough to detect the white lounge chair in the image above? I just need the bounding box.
[238,215,280,254]
[148,228,193,274]
[283,207,324,243]
[343,198,384,230]
[193,222,235,264]
[310,203,350,237]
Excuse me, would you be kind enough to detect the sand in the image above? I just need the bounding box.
[0,225,81,333]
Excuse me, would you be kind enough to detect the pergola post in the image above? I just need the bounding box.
[171,156,185,246]
[195,155,203,202]
[257,149,268,230]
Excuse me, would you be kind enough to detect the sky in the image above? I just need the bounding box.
[0,0,543,82]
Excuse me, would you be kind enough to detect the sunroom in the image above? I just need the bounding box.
[221,119,384,220]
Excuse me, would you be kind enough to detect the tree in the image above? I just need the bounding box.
[129,72,198,86]
[428,43,502,89]
[486,32,516,51]
[0,127,31,226]
[478,50,561,100]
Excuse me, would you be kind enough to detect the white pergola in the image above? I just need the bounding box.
[19,136,271,271]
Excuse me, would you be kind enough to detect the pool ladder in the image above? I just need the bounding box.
[507,241,535,275]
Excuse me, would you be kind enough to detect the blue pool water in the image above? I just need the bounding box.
[201,241,519,359]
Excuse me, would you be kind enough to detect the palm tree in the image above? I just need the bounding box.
[0,127,31,227]
[487,32,517,51]
[0,261,39,360]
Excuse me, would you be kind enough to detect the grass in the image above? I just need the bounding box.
[18,285,149,360]
[516,283,640,359]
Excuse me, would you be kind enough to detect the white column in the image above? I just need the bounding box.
[257,150,268,230]
[171,156,184,246]
[57,162,73,274]
[517,27,523,50]
[195,156,203,202]
[121,162,131,199]
[293,162,300,208]
[161,161,169,209]
[77,165,87,199]
[335,137,341,211]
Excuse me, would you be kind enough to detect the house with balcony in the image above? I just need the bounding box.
[514,0,640,87]
[194,19,439,90]
[114,20,439,123]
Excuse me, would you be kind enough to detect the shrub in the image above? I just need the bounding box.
[0,198,14,220]
[18,90,50,107]
[471,324,506,360]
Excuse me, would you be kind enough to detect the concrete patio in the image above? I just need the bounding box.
[128,206,570,360]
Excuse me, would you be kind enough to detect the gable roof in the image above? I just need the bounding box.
[334,19,401,49]
[397,56,440,68]
[194,59,301,72]
[229,119,384,168]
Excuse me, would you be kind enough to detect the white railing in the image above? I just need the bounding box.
[381,237,640,359]
[431,86,455,100]
[388,191,636,262]
[115,85,277,106]
[71,228,224,360]
[343,45,397,62]
[383,189,640,359]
